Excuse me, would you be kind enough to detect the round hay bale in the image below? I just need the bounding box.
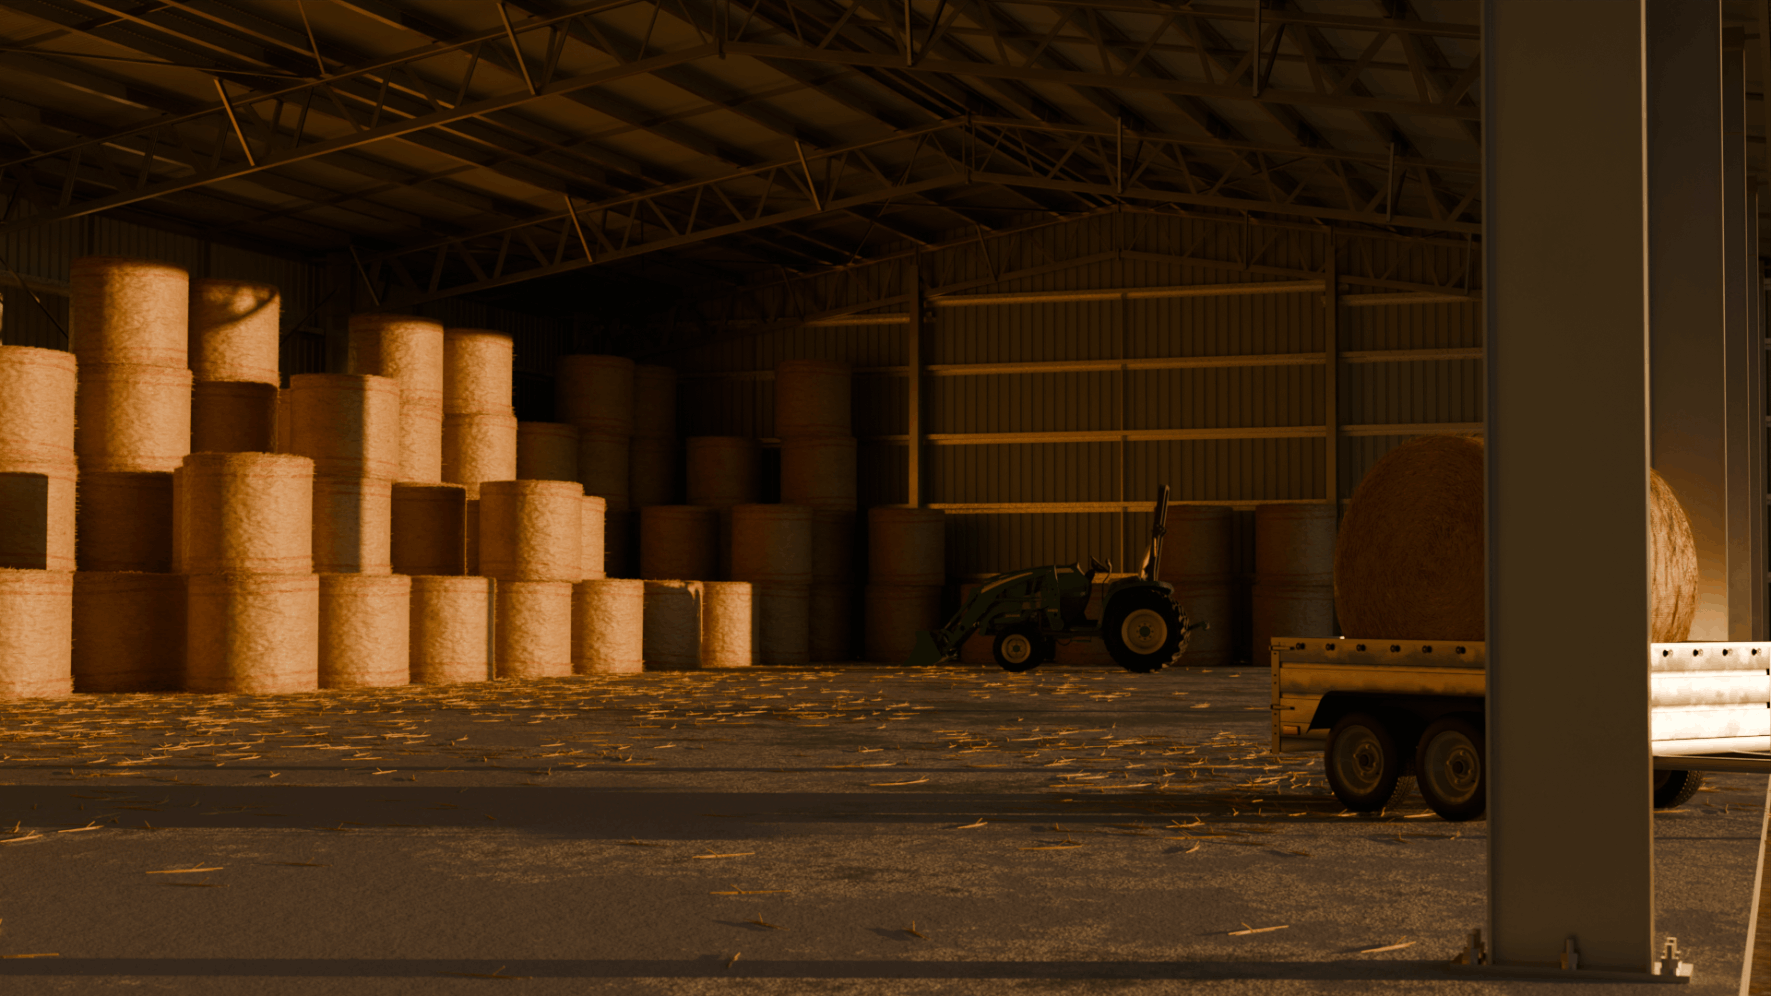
[581,495,606,580]
[441,412,517,498]
[701,581,753,668]
[0,469,75,572]
[192,380,278,454]
[184,572,319,694]
[409,575,490,684]
[0,568,72,698]
[494,579,573,678]
[76,471,172,572]
[288,374,402,480]
[0,345,77,468]
[808,509,854,585]
[863,583,941,664]
[639,505,717,581]
[391,483,466,576]
[1161,505,1233,582]
[348,313,444,483]
[780,436,857,510]
[643,579,702,670]
[1252,582,1336,657]
[516,422,579,482]
[577,429,630,510]
[730,504,812,584]
[70,257,187,368]
[774,359,850,438]
[686,436,759,507]
[189,278,279,384]
[753,581,809,665]
[1168,581,1232,667]
[572,578,644,674]
[809,582,854,661]
[867,507,945,585]
[555,355,635,434]
[629,435,675,508]
[1332,434,1700,642]
[1255,504,1336,584]
[312,476,393,574]
[443,328,514,415]
[181,452,313,574]
[72,571,184,692]
[464,498,480,575]
[478,479,584,582]
[75,363,192,473]
[318,573,410,688]
[633,364,676,439]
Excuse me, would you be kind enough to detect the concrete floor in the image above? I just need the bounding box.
[0,663,1761,995]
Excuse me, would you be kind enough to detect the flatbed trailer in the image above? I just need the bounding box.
[1269,638,1771,820]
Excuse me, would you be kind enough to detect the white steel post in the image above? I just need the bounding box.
[1725,36,1761,640]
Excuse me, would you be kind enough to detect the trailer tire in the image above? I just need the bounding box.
[1416,716,1486,822]
[1325,712,1412,812]
[1653,769,1703,809]
[993,625,1043,673]
[1102,587,1185,673]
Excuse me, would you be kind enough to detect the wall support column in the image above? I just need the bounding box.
[1324,242,1338,507]
[908,255,924,508]
[1725,37,1764,640]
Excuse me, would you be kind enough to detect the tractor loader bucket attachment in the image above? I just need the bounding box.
[907,630,955,667]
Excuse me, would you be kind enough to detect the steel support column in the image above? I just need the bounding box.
[1484,0,1656,973]
[908,256,925,508]
[1724,37,1764,641]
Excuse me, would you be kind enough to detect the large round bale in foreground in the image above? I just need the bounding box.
[572,578,644,674]
[318,573,411,688]
[72,571,183,692]
[643,579,702,669]
[1333,434,1700,642]
[184,572,318,694]
[495,580,573,679]
[181,452,314,574]
[701,581,753,667]
[478,479,583,582]
[0,569,73,698]
[408,576,490,684]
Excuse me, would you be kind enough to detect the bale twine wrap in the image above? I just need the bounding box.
[556,355,635,434]
[577,429,631,509]
[348,313,444,483]
[312,476,393,574]
[1252,582,1336,657]
[863,583,942,664]
[1332,434,1701,642]
[808,509,854,585]
[753,582,810,665]
[1160,505,1233,581]
[180,452,313,574]
[581,495,607,579]
[0,346,77,468]
[409,576,490,684]
[189,278,279,384]
[781,436,857,510]
[70,257,187,367]
[76,471,173,572]
[495,580,573,679]
[464,498,480,575]
[516,422,579,482]
[443,328,514,415]
[686,436,760,506]
[629,435,675,508]
[75,363,192,472]
[633,364,677,439]
[701,581,753,667]
[478,479,584,582]
[774,359,851,438]
[191,380,278,454]
[1255,504,1336,584]
[1167,581,1233,667]
[318,573,411,688]
[0,569,73,698]
[391,483,466,576]
[442,412,518,498]
[72,571,184,693]
[0,471,76,572]
[808,583,853,661]
[184,572,319,694]
[289,374,402,480]
[640,505,717,581]
[730,504,813,584]
[571,578,644,673]
[867,507,945,585]
[643,580,702,670]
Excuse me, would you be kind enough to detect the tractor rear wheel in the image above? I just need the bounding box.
[1102,587,1186,673]
[993,625,1043,673]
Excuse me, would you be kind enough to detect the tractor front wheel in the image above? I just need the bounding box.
[1102,587,1186,673]
[993,625,1044,673]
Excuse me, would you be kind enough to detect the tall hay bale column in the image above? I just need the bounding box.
[700,581,754,668]
[318,573,410,688]
[349,313,444,482]
[189,279,278,452]
[865,507,944,663]
[730,504,812,664]
[776,360,856,661]
[443,329,517,501]
[479,479,582,679]
[557,355,634,576]
[289,374,401,575]
[0,569,74,699]
[409,575,491,684]
[1251,504,1337,659]
[572,577,644,674]
[686,436,759,580]
[0,347,77,573]
[1158,505,1234,667]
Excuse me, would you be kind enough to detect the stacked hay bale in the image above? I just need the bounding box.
[517,422,579,482]
[189,279,279,453]
[391,481,489,685]
[776,360,856,661]
[556,355,634,575]
[864,508,945,664]
[639,505,717,581]
[1252,505,1337,657]
[630,364,677,508]
[730,504,811,664]
[441,328,517,499]
[480,479,582,678]
[348,314,444,482]
[1159,506,1235,667]
[0,347,76,698]
[686,436,759,579]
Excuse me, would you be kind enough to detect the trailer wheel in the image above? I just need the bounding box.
[1653,769,1703,809]
[1325,713,1412,812]
[1416,717,1486,822]
[1102,587,1186,673]
[993,625,1043,673]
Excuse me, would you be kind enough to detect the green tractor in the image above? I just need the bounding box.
[907,485,1203,673]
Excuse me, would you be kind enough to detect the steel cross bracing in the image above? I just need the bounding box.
[0,0,1482,299]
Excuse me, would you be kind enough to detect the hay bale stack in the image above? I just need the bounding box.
[409,576,490,684]
[0,347,76,574]
[478,479,584,582]
[75,363,192,473]
[1159,505,1233,667]
[730,505,811,664]
[180,453,314,574]
[184,573,318,693]
[640,505,716,581]
[781,436,857,510]
[866,507,943,661]
[318,573,411,688]
[0,471,75,572]
[809,583,854,662]
[348,313,444,483]
[577,430,631,575]
[311,476,393,574]
[495,580,573,679]
[581,496,606,580]
[701,581,753,668]
[188,279,279,385]
[76,471,173,572]
[191,381,277,453]
[643,579,701,669]
[442,412,518,499]
[275,388,293,454]
[0,569,73,698]
[1251,503,1337,656]
[517,422,579,482]
[463,498,480,575]
[70,257,187,367]
[287,374,402,480]
[72,571,184,692]
[556,355,635,434]
[1332,434,1700,643]
[443,329,514,416]
[753,582,810,665]
[572,578,644,673]
[774,359,851,438]
[863,583,942,664]
[391,483,467,576]
[687,436,759,580]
